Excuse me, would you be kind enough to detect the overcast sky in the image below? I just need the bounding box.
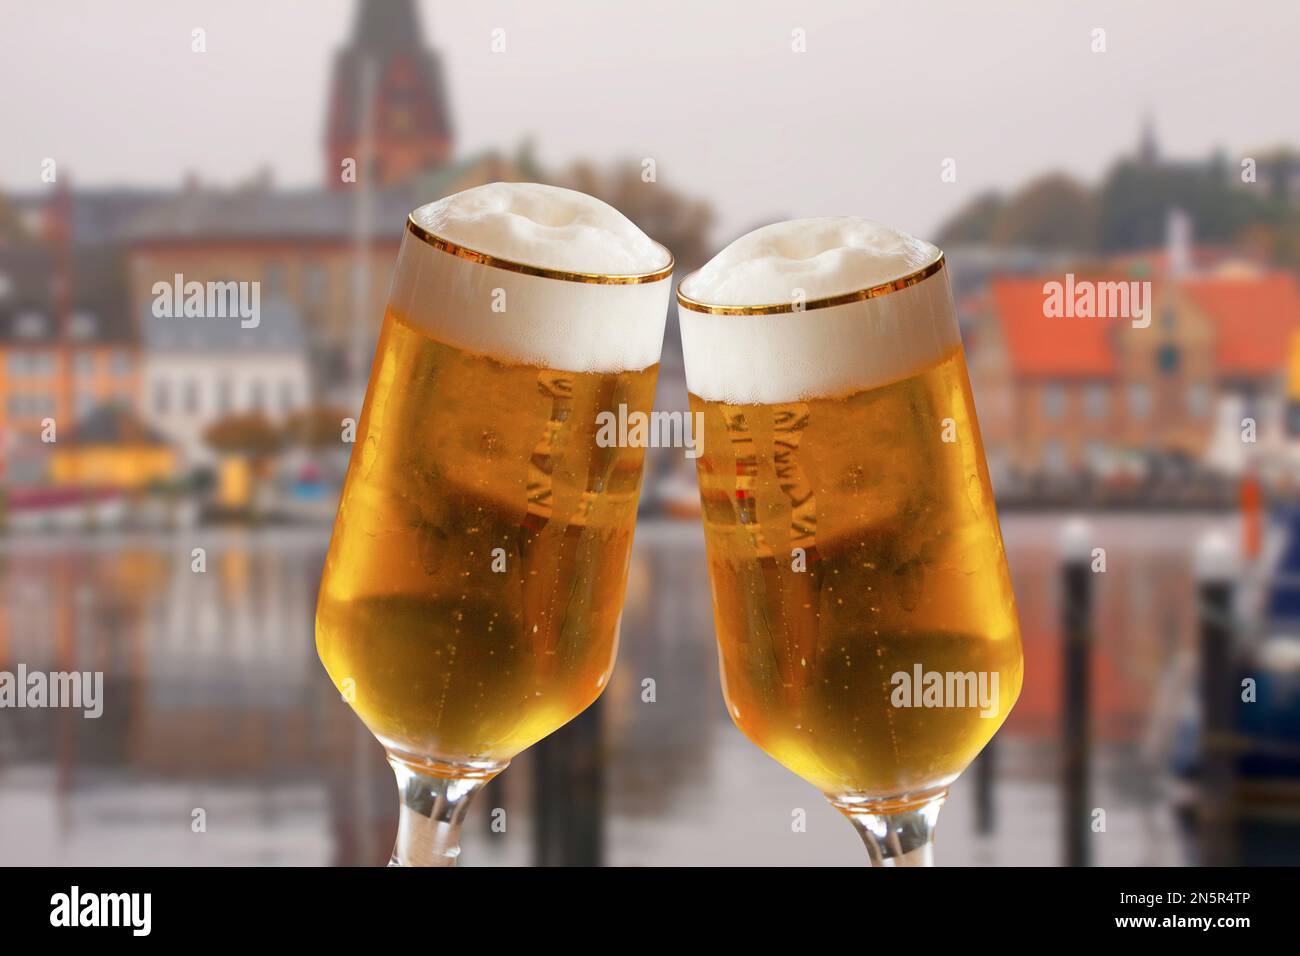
[2,0,1297,243]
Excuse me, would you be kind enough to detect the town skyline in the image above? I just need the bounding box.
[2,0,1298,242]
[1,0,1298,877]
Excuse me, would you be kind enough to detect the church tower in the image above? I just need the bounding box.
[1137,114,1159,166]
[324,0,454,189]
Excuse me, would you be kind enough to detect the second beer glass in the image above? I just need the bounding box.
[676,218,1023,865]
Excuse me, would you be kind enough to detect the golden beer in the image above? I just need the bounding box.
[678,217,1022,862]
[317,309,656,765]
[690,345,1021,799]
[316,183,673,865]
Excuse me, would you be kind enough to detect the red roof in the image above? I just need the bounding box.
[1184,273,1300,376]
[991,271,1300,378]
[990,278,1123,377]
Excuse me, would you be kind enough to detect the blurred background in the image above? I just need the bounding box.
[1,0,1299,865]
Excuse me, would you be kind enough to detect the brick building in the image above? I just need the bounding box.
[971,257,1300,479]
[0,242,137,445]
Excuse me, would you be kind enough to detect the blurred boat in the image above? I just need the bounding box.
[1171,506,1300,785]
[1,485,127,532]
[1244,506,1300,780]
[1161,508,1300,863]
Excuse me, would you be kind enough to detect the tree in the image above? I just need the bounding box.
[203,413,282,518]
[203,413,282,461]
[282,405,351,450]
[936,191,1005,246]
[1096,158,1279,252]
[990,173,1097,251]
[552,161,716,275]
[0,194,32,247]
[934,174,1097,252]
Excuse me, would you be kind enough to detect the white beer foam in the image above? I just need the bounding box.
[412,182,670,276]
[677,218,957,404]
[397,183,672,373]
[679,217,939,306]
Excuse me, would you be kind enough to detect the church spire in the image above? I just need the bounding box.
[324,0,454,188]
[353,0,422,50]
[1138,114,1159,165]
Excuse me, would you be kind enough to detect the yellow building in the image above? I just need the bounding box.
[1289,330,1300,403]
[48,404,175,489]
[0,245,139,442]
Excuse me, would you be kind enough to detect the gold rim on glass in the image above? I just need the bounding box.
[675,253,945,315]
[406,217,675,285]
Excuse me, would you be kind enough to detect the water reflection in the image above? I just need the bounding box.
[0,515,1241,865]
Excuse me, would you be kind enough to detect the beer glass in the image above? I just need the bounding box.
[317,183,673,866]
[676,218,1022,865]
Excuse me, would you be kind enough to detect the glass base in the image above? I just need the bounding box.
[830,785,949,867]
[386,750,507,867]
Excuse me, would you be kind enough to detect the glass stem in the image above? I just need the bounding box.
[387,753,504,867]
[835,789,947,867]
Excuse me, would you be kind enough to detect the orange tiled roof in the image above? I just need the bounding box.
[1184,273,1300,376]
[989,278,1124,377]
[991,271,1300,378]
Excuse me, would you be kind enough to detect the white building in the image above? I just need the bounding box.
[139,298,312,467]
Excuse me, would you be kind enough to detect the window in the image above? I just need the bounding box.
[1187,383,1211,418]
[278,380,296,413]
[1241,392,1260,424]
[69,311,96,339]
[216,378,232,415]
[183,379,201,415]
[1085,441,1109,473]
[15,312,45,339]
[1287,402,1300,437]
[1042,440,1066,475]
[1157,344,1180,374]
[264,263,285,296]
[1128,383,1151,420]
[1085,384,1109,420]
[7,393,55,418]
[304,262,327,305]
[1041,384,1066,421]
[8,350,55,376]
[249,380,265,412]
[153,380,170,415]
